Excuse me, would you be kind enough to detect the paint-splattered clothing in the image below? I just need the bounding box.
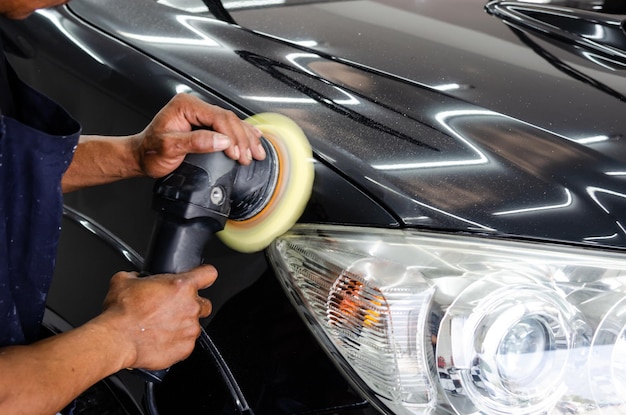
[0,48,80,346]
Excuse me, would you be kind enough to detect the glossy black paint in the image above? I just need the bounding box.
[3,0,626,414]
[65,0,626,247]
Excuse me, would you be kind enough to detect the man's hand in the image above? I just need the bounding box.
[97,265,217,370]
[134,93,266,178]
[62,93,265,192]
[0,265,217,414]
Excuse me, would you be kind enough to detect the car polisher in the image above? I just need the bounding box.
[144,112,314,273]
[137,113,313,385]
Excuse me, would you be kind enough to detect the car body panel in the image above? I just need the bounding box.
[66,0,626,248]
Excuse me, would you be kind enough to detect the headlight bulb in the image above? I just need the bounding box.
[496,317,551,386]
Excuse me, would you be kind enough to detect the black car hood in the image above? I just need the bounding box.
[69,0,626,248]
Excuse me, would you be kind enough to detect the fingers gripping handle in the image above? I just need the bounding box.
[136,218,218,383]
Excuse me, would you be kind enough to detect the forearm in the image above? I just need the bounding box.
[0,315,133,415]
[0,266,215,415]
[62,134,143,193]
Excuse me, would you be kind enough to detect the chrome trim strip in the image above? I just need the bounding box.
[62,204,144,269]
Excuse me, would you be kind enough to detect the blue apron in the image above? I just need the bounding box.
[0,55,80,346]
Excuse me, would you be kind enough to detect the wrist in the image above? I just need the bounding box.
[126,133,146,178]
[85,312,139,371]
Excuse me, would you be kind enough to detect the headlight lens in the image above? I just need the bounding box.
[267,224,626,415]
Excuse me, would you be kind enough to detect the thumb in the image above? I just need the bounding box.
[183,264,219,291]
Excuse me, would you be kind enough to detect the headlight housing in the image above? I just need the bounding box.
[267,224,626,415]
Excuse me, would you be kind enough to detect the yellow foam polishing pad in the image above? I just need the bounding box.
[217,113,314,253]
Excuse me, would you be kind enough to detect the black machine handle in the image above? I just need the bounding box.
[136,151,237,383]
[143,214,220,275]
[144,151,238,274]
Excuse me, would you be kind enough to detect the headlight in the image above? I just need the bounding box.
[267,224,626,415]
